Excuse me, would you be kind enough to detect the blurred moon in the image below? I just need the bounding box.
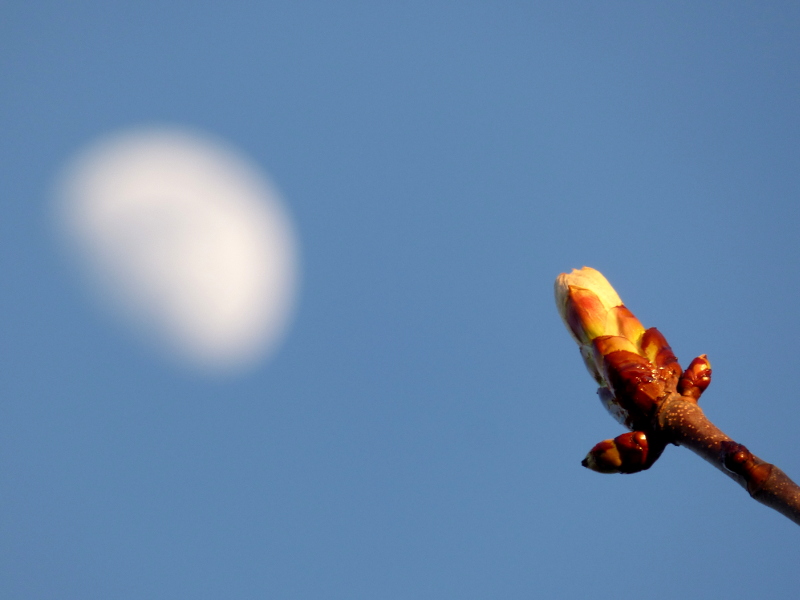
[55,127,299,372]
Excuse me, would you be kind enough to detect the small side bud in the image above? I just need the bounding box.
[582,431,653,474]
[678,355,712,402]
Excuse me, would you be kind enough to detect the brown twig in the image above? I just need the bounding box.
[657,393,800,525]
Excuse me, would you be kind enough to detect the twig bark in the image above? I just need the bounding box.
[657,393,800,525]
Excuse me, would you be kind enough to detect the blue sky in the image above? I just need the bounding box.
[2,2,800,598]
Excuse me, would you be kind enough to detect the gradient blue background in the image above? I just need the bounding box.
[2,2,799,598]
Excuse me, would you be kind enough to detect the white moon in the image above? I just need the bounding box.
[55,127,299,372]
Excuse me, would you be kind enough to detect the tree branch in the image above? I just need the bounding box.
[657,393,800,525]
[555,267,800,527]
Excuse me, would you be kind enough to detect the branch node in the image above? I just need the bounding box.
[720,441,774,496]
